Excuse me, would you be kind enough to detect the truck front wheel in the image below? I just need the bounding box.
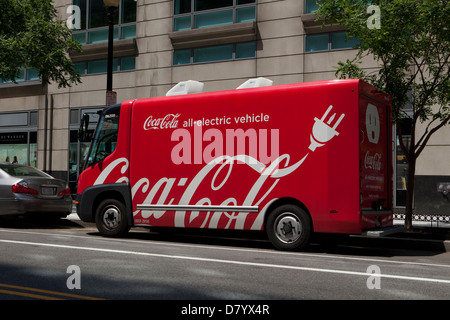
[266,204,311,251]
[95,199,130,237]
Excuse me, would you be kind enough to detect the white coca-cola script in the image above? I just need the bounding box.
[143,113,180,130]
[364,151,382,171]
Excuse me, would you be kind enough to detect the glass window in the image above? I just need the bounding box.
[72,0,136,44]
[174,16,191,31]
[87,106,120,166]
[195,0,233,11]
[120,56,136,71]
[305,33,329,52]
[174,0,191,14]
[174,42,256,65]
[236,42,256,59]
[89,0,113,29]
[74,62,86,75]
[26,69,39,81]
[0,131,36,166]
[73,33,87,45]
[173,49,191,65]
[0,164,48,177]
[194,45,233,63]
[88,27,119,44]
[395,118,411,207]
[76,57,135,75]
[29,132,37,167]
[121,24,136,39]
[194,10,233,29]
[305,0,322,14]
[306,32,359,52]
[174,0,256,31]
[331,31,360,50]
[236,6,256,23]
[73,0,87,30]
[122,0,137,24]
[87,59,118,74]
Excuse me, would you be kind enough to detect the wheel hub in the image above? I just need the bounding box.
[103,206,121,230]
[275,213,302,243]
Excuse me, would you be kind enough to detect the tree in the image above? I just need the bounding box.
[316,0,450,229]
[0,0,82,88]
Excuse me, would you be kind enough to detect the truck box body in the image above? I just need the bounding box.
[77,79,393,248]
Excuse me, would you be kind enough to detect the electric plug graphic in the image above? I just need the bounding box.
[309,105,345,152]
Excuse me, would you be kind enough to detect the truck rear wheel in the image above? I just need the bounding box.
[266,204,311,251]
[95,199,130,237]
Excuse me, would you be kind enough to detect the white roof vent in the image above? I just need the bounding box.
[166,80,204,96]
[236,77,273,89]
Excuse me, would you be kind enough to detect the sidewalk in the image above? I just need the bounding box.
[368,219,450,252]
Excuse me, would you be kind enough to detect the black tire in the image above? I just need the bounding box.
[95,199,130,237]
[266,204,312,251]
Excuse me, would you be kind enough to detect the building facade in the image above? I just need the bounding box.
[0,0,448,217]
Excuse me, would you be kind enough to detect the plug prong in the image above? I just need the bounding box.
[332,113,345,129]
[327,113,336,125]
[321,105,333,121]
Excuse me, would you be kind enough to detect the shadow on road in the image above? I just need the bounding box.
[85,226,449,258]
[0,215,86,230]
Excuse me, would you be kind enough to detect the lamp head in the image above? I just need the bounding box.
[103,0,120,8]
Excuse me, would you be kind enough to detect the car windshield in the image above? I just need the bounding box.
[0,164,49,178]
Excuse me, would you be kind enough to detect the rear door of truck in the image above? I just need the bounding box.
[359,85,393,228]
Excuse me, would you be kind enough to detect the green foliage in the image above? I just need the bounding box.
[0,0,82,88]
[317,0,450,227]
[317,0,449,129]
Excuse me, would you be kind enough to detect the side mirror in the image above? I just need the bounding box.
[78,113,90,142]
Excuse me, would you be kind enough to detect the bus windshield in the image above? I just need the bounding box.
[85,105,120,168]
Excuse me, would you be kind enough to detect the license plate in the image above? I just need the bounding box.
[41,187,56,195]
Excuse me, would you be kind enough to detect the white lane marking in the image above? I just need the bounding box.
[1,228,450,270]
[1,238,449,285]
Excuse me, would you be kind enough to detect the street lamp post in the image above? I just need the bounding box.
[103,0,120,106]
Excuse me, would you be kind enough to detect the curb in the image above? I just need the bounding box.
[349,234,450,253]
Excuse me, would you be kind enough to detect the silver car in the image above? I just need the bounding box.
[0,163,72,218]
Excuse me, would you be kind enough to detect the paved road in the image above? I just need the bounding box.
[0,215,449,308]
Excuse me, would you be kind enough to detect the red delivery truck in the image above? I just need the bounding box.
[76,79,394,251]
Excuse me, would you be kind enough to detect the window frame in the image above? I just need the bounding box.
[72,0,137,45]
[173,0,256,31]
[173,41,256,65]
[305,31,360,53]
[74,56,136,75]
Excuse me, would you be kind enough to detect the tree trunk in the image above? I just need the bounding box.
[404,157,416,230]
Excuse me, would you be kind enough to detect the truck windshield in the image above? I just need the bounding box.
[85,105,120,168]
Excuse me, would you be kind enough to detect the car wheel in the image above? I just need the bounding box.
[266,204,311,251]
[95,199,130,237]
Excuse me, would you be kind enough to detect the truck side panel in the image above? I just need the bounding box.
[128,80,363,234]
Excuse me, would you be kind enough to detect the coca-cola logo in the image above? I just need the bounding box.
[364,151,382,171]
[144,113,180,130]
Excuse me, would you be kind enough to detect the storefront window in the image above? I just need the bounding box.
[0,132,36,166]
[0,112,38,167]
[395,118,411,207]
[29,132,37,167]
